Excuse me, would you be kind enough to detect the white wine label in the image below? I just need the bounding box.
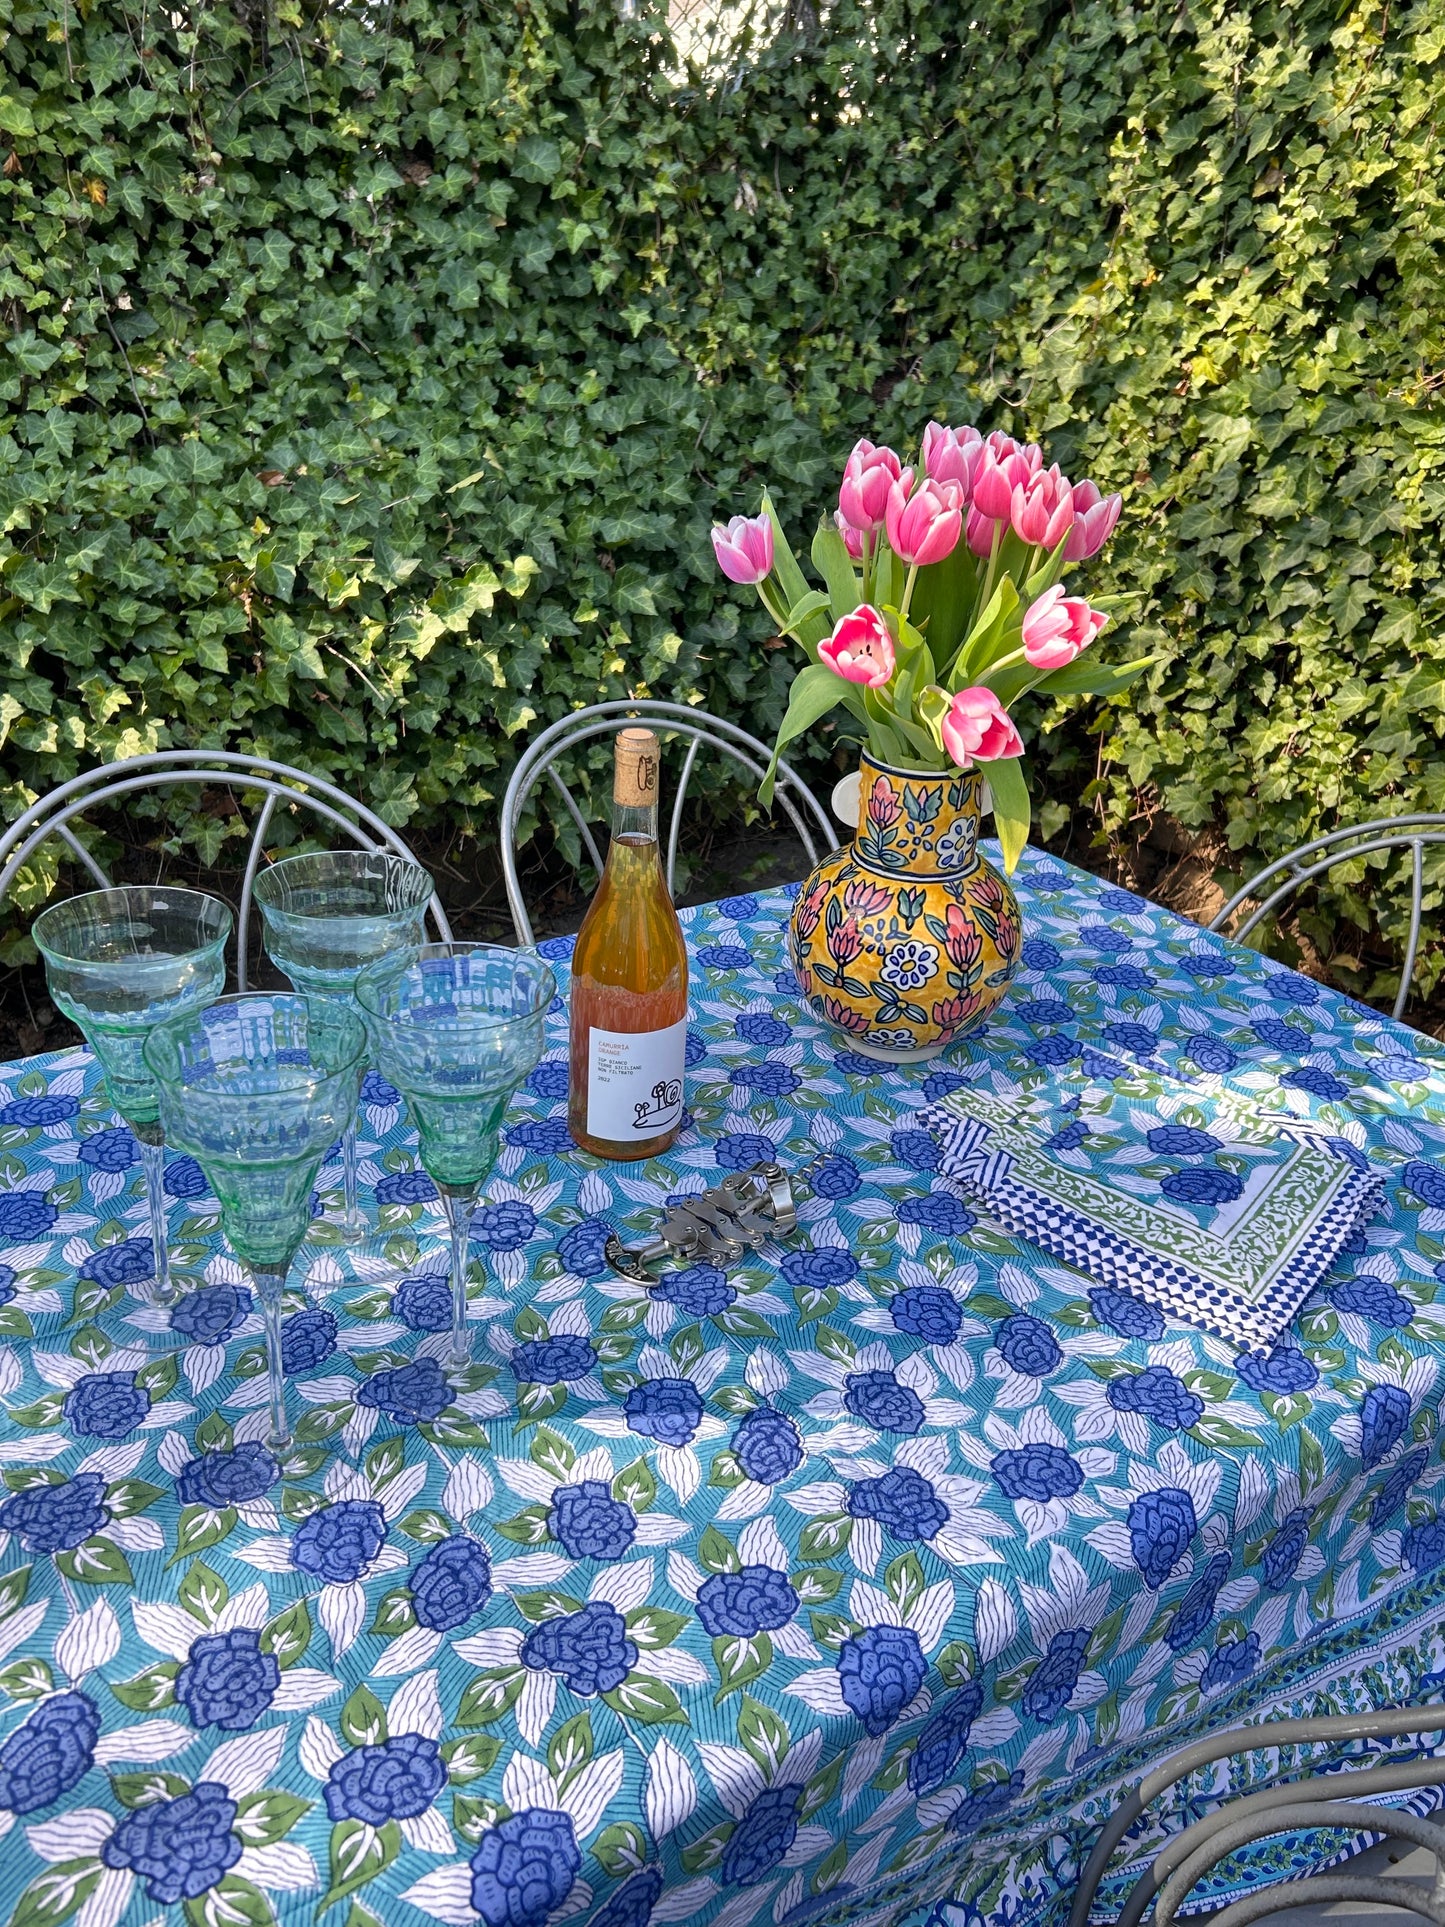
[587,1018,687,1141]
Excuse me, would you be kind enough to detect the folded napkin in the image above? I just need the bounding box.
[920,1066,1386,1350]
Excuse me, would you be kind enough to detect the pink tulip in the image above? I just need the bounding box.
[834,509,864,560]
[885,474,963,567]
[1064,479,1123,561]
[1009,467,1075,549]
[711,513,774,585]
[971,444,1036,521]
[818,604,896,688]
[941,687,1024,767]
[1021,583,1108,670]
[922,422,984,496]
[965,506,1000,559]
[838,440,903,535]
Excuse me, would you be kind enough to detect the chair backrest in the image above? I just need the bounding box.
[500,700,840,945]
[0,750,452,989]
[1206,813,1445,1022]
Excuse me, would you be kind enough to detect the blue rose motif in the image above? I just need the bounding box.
[921,1069,970,1101]
[529,1061,571,1100]
[1267,973,1321,1006]
[0,1692,100,1815]
[1021,937,1061,970]
[1014,998,1073,1026]
[557,1219,613,1278]
[1021,1627,1090,1722]
[1327,1136,1371,1172]
[1183,1038,1238,1074]
[326,1733,447,1823]
[1095,964,1155,992]
[733,1408,803,1485]
[410,1534,493,1631]
[732,1063,801,1099]
[1166,1550,1232,1651]
[773,971,801,997]
[1045,1119,1091,1151]
[512,1335,596,1384]
[175,1628,280,1730]
[950,1773,1024,1834]
[162,1155,207,1200]
[0,1473,109,1553]
[714,1132,778,1172]
[890,1129,942,1172]
[1180,948,1234,979]
[1236,1344,1318,1395]
[77,1127,139,1172]
[1200,1633,1259,1693]
[1026,1033,1078,1068]
[291,1498,386,1583]
[1370,1447,1429,1527]
[0,1264,14,1308]
[809,1154,861,1199]
[1146,1125,1221,1157]
[176,1443,280,1510]
[1089,1288,1163,1341]
[506,1117,574,1156]
[1253,1019,1311,1054]
[1334,1277,1413,1327]
[848,1466,947,1541]
[736,1011,790,1047]
[843,1368,925,1435]
[361,1068,401,1106]
[358,1357,452,1424]
[1403,1160,1445,1208]
[718,1782,801,1886]
[1127,1487,1197,1588]
[685,1030,708,1067]
[991,1443,1083,1503]
[77,1238,154,1290]
[0,1190,57,1239]
[837,1624,926,1736]
[624,1377,703,1446]
[1402,1518,1445,1574]
[1108,1367,1204,1432]
[101,1780,241,1902]
[1103,1021,1159,1057]
[376,1169,439,1206]
[898,1192,976,1237]
[170,1282,252,1347]
[719,893,760,920]
[536,934,576,961]
[995,1314,1061,1378]
[909,1679,984,1793]
[282,1308,337,1375]
[697,1565,798,1638]
[475,1201,538,1251]
[1360,1383,1412,1469]
[891,1285,963,1345]
[697,944,752,971]
[394,1270,453,1332]
[471,1807,581,1927]
[549,1480,636,1561]
[1160,1166,1243,1206]
[63,1371,150,1440]
[0,1093,79,1127]
[591,1868,663,1927]
[1262,1507,1310,1589]
[1098,889,1142,914]
[780,1247,857,1290]
[651,1264,735,1316]
[521,1600,637,1692]
[1283,1066,1348,1101]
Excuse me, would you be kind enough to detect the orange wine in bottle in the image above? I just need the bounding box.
[568,728,689,1161]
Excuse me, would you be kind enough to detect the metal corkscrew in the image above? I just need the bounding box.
[603,1157,827,1284]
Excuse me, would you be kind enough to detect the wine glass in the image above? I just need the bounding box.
[143,993,364,1450]
[355,944,555,1370]
[252,850,434,1245]
[31,886,232,1343]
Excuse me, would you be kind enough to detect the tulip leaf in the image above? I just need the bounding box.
[1022,529,1072,600]
[811,518,862,624]
[1032,654,1157,698]
[759,662,854,808]
[910,541,978,664]
[776,589,832,639]
[762,492,829,659]
[951,577,1019,686]
[986,755,1031,874]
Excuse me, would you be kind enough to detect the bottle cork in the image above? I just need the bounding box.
[614,728,660,806]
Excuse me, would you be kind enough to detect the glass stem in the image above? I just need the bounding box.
[252,1266,292,1453]
[439,1184,480,1372]
[133,1124,177,1308]
[342,1119,361,1227]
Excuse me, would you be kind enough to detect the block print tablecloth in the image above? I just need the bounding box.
[1,852,1445,1927]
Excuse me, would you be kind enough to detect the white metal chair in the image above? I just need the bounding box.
[0,750,451,978]
[1208,815,1445,1022]
[499,700,838,945]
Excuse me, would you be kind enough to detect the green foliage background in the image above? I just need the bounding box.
[1,0,1443,973]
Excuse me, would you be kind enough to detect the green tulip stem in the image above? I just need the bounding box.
[968,519,1005,645]
[440,1182,480,1372]
[132,1122,177,1309]
[861,529,873,604]
[899,561,920,624]
[251,1265,293,1453]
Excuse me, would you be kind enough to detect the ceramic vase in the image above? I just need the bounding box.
[789,752,1022,1062]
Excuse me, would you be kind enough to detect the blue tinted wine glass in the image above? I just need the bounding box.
[144,993,364,1449]
[355,944,554,1370]
[252,850,433,1245]
[32,886,232,1343]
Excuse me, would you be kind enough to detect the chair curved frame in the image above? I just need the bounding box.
[1207,814,1445,1022]
[0,750,452,987]
[499,699,839,945]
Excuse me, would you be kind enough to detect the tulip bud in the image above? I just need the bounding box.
[833,509,864,560]
[1064,483,1123,561]
[921,422,984,496]
[940,687,1024,767]
[818,604,896,688]
[885,474,963,567]
[965,506,999,559]
[1009,471,1074,549]
[711,513,774,586]
[970,450,1014,522]
[838,440,903,535]
[1021,583,1108,670]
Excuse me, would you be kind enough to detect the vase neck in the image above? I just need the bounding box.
[854,759,983,879]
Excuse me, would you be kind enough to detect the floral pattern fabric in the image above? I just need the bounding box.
[0,858,1444,1927]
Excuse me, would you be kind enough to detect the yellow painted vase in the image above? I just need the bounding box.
[790,753,1022,1062]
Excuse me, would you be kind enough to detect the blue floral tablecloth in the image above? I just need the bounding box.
[3,851,1445,1927]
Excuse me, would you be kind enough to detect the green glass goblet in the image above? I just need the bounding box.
[355,944,555,1371]
[143,993,364,1450]
[252,850,434,1245]
[32,886,232,1338]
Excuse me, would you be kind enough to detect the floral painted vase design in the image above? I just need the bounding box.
[789,752,1021,1060]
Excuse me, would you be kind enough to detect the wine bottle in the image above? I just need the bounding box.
[568,728,689,1161]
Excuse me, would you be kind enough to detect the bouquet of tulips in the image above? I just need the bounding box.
[711,422,1149,870]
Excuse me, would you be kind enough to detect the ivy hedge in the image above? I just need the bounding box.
[1,0,1443,984]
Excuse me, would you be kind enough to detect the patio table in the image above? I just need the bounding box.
[2,848,1445,1927]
